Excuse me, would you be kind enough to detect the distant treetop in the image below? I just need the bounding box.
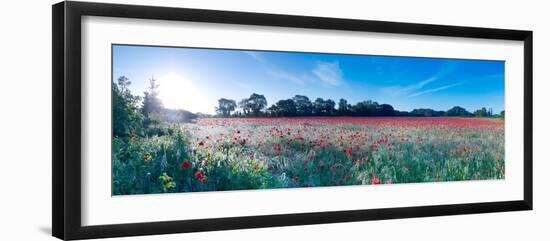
[215,93,500,118]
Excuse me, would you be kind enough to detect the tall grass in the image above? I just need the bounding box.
[112,117,504,195]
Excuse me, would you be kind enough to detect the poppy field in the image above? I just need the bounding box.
[111,45,506,195]
[112,117,505,195]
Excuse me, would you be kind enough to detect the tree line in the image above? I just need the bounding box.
[216,93,504,118]
[113,74,504,139]
[113,76,198,139]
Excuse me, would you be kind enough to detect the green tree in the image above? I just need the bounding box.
[240,93,267,116]
[272,99,297,116]
[292,95,313,116]
[410,108,444,117]
[238,98,252,116]
[142,76,163,116]
[313,98,335,115]
[324,99,336,115]
[313,98,325,115]
[351,100,379,116]
[267,105,280,117]
[474,107,488,117]
[445,106,471,117]
[379,104,395,116]
[338,98,349,115]
[112,76,144,138]
[215,98,237,116]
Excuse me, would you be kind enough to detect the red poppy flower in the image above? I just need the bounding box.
[373,179,381,185]
[195,171,203,179]
[199,177,207,183]
[181,162,190,169]
[198,141,205,146]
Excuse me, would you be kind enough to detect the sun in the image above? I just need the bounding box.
[156,73,214,114]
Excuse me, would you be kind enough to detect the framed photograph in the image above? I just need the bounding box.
[52,1,533,240]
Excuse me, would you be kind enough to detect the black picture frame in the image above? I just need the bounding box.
[52,1,533,240]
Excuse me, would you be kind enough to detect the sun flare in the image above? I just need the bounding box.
[156,73,214,114]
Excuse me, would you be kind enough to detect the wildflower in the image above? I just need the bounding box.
[199,176,207,183]
[373,179,381,185]
[195,171,203,179]
[143,154,152,162]
[181,161,190,169]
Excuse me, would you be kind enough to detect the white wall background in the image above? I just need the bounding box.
[0,0,548,240]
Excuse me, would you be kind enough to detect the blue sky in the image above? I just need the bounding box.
[113,45,504,115]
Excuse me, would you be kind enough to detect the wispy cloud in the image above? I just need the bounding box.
[409,81,465,97]
[244,51,266,63]
[267,69,307,86]
[312,61,345,86]
[405,77,437,93]
[245,52,347,87]
[382,77,437,97]
[244,51,306,85]
[381,60,463,98]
